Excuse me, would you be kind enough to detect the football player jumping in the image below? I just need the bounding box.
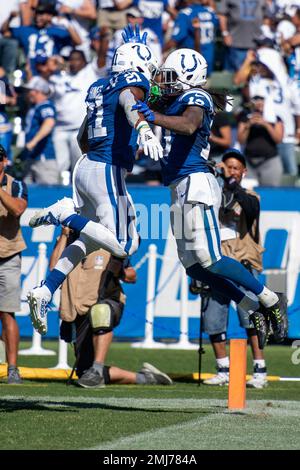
[133,48,288,347]
[27,38,162,336]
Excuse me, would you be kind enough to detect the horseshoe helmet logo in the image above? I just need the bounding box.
[132,44,152,61]
[180,53,199,73]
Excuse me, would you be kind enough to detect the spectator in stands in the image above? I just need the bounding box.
[50,227,173,388]
[217,0,266,72]
[56,0,97,61]
[282,8,300,81]
[237,86,284,186]
[97,0,130,34]
[31,52,64,81]
[198,149,268,389]
[0,68,17,161]
[209,110,232,162]
[0,1,31,74]
[235,45,300,178]
[23,76,59,184]
[1,2,82,76]
[164,0,218,76]
[49,47,107,183]
[0,144,28,384]
[119,0,177,50]
[107,7,162,68]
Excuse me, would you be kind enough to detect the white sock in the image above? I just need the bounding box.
[216,357,229,370]
[253,359,266,370]
[257,286,279,308]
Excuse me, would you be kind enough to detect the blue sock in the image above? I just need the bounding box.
[62,214,88,232]
[207,256,263,295]
[45,269,66,296]
[186,263,245,304]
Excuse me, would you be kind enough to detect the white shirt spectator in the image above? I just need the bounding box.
[249,75,300,143]
[49,64,103,129]
[0,0,27,36]
[56,0,97,60]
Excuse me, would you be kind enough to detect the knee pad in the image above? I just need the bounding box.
[210,332,226,343]
[103,365,111,384]
[89,299,124,335]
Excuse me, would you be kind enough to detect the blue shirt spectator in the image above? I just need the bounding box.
[3,3,82,75]
[170,2,219,75]
[133,0,170,45]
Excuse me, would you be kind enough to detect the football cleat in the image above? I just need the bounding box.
[249,310,270,350]
[261,293,288,343]
[27,286,51,335]
[29,197,75,228]
[203,368,229,386]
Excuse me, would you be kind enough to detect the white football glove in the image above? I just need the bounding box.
[138,123,163,162]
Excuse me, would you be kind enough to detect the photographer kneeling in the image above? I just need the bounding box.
[202,149,267,388]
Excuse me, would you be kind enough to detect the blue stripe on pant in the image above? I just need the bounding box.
[105,164,120,242]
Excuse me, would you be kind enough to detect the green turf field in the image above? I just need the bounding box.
[1,341,300,450]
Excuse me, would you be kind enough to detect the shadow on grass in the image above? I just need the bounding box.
[0,398,217,416]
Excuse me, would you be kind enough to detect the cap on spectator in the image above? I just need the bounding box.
[35,51,49,65]
[35,3,56,15]
[126,7,143,18]
[222,149,246,167]
[253,35,275,48]
[89,26,101,40]
[24,77,51,95]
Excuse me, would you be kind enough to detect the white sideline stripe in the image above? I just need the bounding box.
[2,396,300,409]
[2,396,300,449]
[2,395,300,417]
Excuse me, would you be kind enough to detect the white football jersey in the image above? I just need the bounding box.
[249,75,300,143]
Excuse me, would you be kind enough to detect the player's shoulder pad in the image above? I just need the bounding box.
[117,70,150,92]
[39,100,56,117]
[179,88,214,112]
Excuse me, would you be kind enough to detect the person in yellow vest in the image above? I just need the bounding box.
[200,149,268,389]
[50,227,173,388]
[0,145,27,384]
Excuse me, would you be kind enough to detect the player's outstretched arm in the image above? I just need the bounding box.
[119,87,163,161]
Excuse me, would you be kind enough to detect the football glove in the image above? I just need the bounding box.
[122,24,148,45]
[137,123,163,161]
[132,100,155,122]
